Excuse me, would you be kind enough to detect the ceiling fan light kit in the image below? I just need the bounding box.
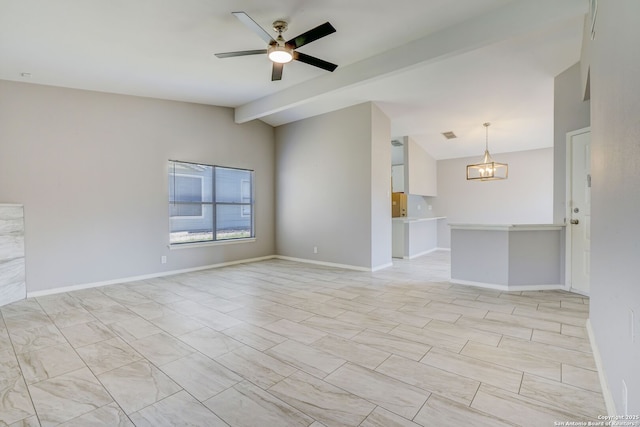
[466,122,509,181]
[215,12,337,81]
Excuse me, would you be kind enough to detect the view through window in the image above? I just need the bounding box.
[168,160,254,244]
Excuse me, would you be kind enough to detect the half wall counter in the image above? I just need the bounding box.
[449,223,565,291]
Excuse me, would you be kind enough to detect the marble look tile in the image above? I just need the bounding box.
[9,323,67,354]
[370,308,430,328]
[376,354,480,405]
[17,343,86,384]
[414,394,513,427]
[269,371,375,427]
[359,407,421,427]
[149,312,204,336]
[335,311,400,334]
[88,305,139,325]
[189,308,244,331]
[204,381,314,427]
[426,301,489,318]
[519,373,606,418]
[28,367,113,427]
[160,352,241,401]
[461,340,561,381]
[253,303,314,322]
[0,348,21,381]
[48,308,96,329]
[532,329,593,353]
[424,319,502,346]
[0,258,26,307]
[215,345,297,389]
[396,305,459,323]
[267,339,346,378]
[97,360,181,414]
[8,414,41,427]
[311,335,389,370]
[471,383,579,426]
[455,315,533,340]
[130,390,225,427]
[59,402,133,427]
[499,336,597,370]
[129,332,195,366]
[315,288,359,300]
[420,347,523,393]
[4,311,52,333]
[60,321,117,348]
[300,315,364,339]
[99,288,151,306]
[76,337,142,375]
[562,364,601,392]
[108,316,162,343]
[293,300,346,318]
[263,318,327,344]
[324,363,429,419]
[485,310,561,333]
[221,323,286,351]
[226,307,282,327]
[36,294,82,315]
[351,329,431,361]
[0,299,44,319]
[123,301,178,320]
[389,324,468,353]
[561,323,588,339]
[198,297,244,313]
[524,305,589,325]
[178,327,243,358]
[324,298,377,314]
[451,297,517,314]
[0,375,36,426]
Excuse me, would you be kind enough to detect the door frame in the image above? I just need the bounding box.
[564,126,591,295]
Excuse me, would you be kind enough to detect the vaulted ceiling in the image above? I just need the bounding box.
[0,0,587,159]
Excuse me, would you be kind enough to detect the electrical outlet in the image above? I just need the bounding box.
[161,256,167,264]
[428,205,432,211]
[417,205,421,210]
[313,246,318,254]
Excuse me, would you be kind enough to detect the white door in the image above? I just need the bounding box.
[568,129,591,295]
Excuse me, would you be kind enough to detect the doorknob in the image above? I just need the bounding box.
[570,219,579,225]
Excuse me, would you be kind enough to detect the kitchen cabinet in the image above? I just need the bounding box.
[391,192,407,217]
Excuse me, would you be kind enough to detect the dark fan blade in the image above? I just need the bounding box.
[215,49,267,58]
[286,22,336,49]
[293,51,337,72]
[232,11,275,44]
[271,62,284,81]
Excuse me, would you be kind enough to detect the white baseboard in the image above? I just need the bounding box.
[449,279,565,292]
[274,255,376,272]
[26,255,277,298]
[586,319,616,416]
[403,248,440,260]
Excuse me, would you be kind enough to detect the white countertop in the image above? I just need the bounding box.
[449,223,565,231]
[392,216,446,223]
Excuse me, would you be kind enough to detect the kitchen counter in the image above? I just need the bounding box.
[392,217,446,259]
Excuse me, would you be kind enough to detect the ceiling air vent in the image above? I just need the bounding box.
[391,140,403,147]
[442,131,457,140]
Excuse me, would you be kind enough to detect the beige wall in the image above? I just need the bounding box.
[0,80,276,292]
[275,102,391,270]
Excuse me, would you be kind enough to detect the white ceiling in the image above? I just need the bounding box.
[0,0,587,159]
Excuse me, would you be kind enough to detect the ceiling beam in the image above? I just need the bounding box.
[234,0,586,124]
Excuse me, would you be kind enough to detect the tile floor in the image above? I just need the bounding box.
[0,251,607,426]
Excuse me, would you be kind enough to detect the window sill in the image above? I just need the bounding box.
[169,238,256,250]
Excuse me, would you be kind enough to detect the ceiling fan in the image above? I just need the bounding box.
[215,11,338,81]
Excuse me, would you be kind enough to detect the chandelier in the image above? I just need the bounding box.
[466,122,508,181]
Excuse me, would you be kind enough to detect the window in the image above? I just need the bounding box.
[168,161,254,245]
